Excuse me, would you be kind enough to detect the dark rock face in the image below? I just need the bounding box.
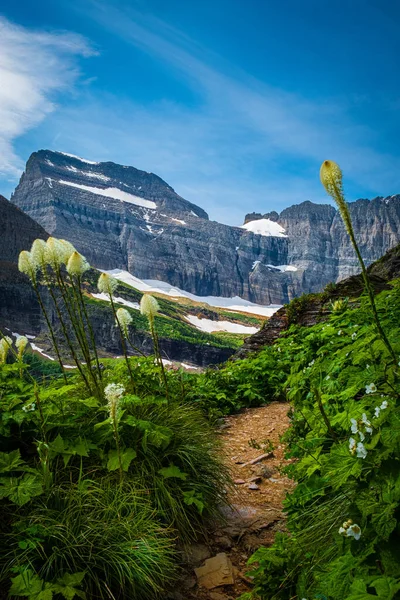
[11,150,400,305]
[0,195,48,335]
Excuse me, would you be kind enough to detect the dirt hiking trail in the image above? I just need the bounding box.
[169,401,294,600]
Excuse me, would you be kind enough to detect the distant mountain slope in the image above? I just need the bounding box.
[10,149,400,305]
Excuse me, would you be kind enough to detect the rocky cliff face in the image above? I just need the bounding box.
[11,150,400,305]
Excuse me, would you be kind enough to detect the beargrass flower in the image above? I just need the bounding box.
[116,308,132,338]
[320,160,352,235]
[16,336,29,359]
[45,237,65,269]
[31,239,47,269]
[59,239,76,264]
[104,383,125,423]
[18,250,36,280]
[140,294,160,321]
[0,336,12,363]
[66,251,90,277]
[365,383,377,394]
[97,272,118,295]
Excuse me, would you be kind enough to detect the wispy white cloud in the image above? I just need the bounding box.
[0,16,96,177]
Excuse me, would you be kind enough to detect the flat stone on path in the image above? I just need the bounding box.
[195,553,234,589]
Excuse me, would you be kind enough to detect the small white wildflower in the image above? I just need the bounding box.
[349,437,357,455]
[358,430,365,442]
[308,359,315,367]
[356,442,367,459]
[351,332,357,340]
[325,375,330,380]
[361,413,373,434]
[366,364,370,369]
[339,519,353,535]
[350,418,358,434]
[374,407,381,418]
[22,403,36,412]
[277,347,281,352]
[380,400,388,410]
[98,272,118,295]
[365,383,377,394]
[346,524,362,540]
[338,330,343,335]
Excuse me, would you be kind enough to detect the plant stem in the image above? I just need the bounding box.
[109,294,136,391]
[313,386,338,441]
[150,320,169,402]
[31,280,67,383]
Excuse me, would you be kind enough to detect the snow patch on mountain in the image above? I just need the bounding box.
[58,151,99,165]
[57,181,157,209]
[65,166,111,182]
[185,315,259,334]
[105,269,281,317]
[240,218,287,237]
[266,264,298,272]
[91,293,140,311]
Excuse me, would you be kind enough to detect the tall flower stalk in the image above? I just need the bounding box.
[67,251,102,381]
[97,273,136,388]
[140,294,169,400]
[18,248,67,383]
[105,383,125,481]
[320,160,396,363]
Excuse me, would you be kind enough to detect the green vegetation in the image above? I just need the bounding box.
[2,162,399,599]
[0,237,229,599]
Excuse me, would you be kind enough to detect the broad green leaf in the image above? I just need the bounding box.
[107,448,136,472]
[0,449,25,473]
[158,464,188,480]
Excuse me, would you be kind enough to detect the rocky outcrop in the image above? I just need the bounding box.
[234,242,400,359]
[10,150,400,306]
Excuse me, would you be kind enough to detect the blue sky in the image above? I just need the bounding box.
[1,0,400,224]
